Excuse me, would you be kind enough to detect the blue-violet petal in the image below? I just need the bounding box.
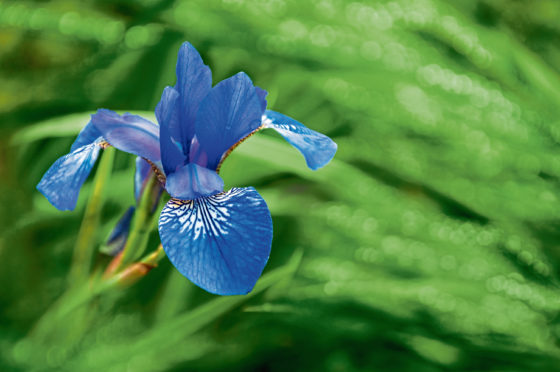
[37,142,101,211]
[263,110,337,170]
[156,87,185,175]
[91,109,161,163]
[165,163,224,200]
[70,120,103,152]
[158,187,272,295]
[255,86,268,112]
[174,42,213,148]
[193,72,263,170]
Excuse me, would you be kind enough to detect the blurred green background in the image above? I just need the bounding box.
[2,0,560,371]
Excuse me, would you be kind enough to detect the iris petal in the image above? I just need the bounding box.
[91,109,161,163]
[193,72,263,170]
[174,42,213,149]
[156,87,185,175]
[37,143,101,211]
[165,163,224,200]
[263,110,337,170]
[158,187,272,295]
[70,120,102,152]
[255,86,268,112]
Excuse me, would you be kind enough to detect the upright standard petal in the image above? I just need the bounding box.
[158,187,273,295]
[174,42,212,147]
[193,72,263,170]
[255,86,268,112]
[263,110,337,170]
[165,163,224,200]
[91,109,161,163]
[156,87,185,175]
[37,143,101,211]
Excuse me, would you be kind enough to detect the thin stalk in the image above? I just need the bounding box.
[140,243,166,265]
[116,174,160,270]
[62,252,303,369]
[69,146,115,285]
[29,243,167,343]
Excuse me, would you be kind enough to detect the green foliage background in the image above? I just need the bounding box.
[1,0,560,370]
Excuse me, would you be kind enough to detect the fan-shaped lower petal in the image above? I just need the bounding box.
[37,142,101,211]
[158,187,272,295]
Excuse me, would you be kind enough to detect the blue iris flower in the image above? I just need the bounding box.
[37,42,337,295]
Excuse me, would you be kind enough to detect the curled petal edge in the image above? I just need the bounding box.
[262,110,337,170]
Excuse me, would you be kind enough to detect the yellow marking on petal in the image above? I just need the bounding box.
[145,158,167,186]
[169,198,186,205]
[99,140,111,149]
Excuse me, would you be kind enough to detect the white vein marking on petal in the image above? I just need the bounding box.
[159,189,249,242]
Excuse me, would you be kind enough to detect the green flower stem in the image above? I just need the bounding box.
[30,243,166,344]
[63,251,304,369]
[115,174,160,271]
[32,171,162,342]
[69,146,115,285]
